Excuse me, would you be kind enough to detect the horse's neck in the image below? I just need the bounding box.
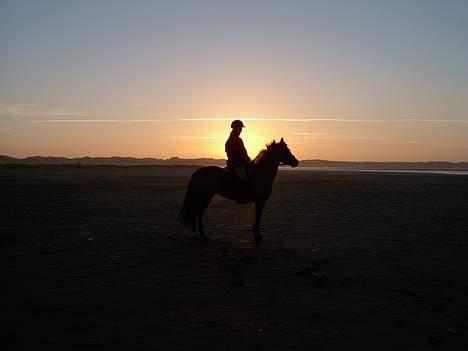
[255,153,279,182]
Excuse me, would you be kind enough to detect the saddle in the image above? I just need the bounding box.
[223,167,252,203]
[223,166,253,178]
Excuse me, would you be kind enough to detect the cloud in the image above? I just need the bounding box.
[0,102,40,116]
[290,134,394,141]
[43,111,84,116]
[20,116,468,125]
[3,100,465,124]
[180,118,468,124]
[26,119,173,123]
[289,134,468,149]
[168,134,269,140]
[0,102,84,117]
[291,132,343,136]
[169,135,223,139]
[407,140,468,149]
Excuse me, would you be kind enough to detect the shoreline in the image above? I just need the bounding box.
[2,163,468,175]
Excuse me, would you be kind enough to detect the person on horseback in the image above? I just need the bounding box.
[225,119,251,202]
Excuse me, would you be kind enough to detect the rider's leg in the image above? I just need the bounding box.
[234,166,246,181]
[234,167,249,203]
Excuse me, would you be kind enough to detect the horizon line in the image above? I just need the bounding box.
[1,154,467,164]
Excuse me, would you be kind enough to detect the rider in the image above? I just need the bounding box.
[225,119,251,202]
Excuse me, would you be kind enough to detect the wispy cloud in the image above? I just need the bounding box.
[180,118,468,124]
[292,132,343,136]
[0,102,84,117]
[19,116,468,125]
[169,135,222,139]
[407,140,468,149]
[0,102,40,116]
[3,99,466,125]
[26,119,173,123]
[290,133,394,141]
[290,134,468,149]
[168,134,269,140]
[42,111,83,116]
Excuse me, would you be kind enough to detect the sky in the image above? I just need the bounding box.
[1,0,467,161]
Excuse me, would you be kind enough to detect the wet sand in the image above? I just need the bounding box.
[3,165,468,350]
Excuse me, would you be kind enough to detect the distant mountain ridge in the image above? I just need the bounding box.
[298,159,468,170]
[0,155,226,167]
[1,155,468,170]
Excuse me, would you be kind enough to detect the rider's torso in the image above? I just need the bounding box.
[225,134,250,169]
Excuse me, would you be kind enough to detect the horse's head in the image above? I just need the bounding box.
[267,138,299,167]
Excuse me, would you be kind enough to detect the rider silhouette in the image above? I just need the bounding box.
[225,120,251,202]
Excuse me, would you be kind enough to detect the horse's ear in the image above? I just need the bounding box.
[280,137,284,143]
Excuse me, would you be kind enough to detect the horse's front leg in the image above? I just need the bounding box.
[197,213,206,240]
[253,200,265,243]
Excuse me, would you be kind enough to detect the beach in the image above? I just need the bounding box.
[3,165,468,350]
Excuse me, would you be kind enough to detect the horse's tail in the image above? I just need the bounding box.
[179,173,197,231]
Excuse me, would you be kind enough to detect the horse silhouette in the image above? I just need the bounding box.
[180,137,299,243]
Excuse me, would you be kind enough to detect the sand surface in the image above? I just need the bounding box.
[3,165,468,350]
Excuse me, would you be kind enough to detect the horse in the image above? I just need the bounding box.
[179,137,299,243]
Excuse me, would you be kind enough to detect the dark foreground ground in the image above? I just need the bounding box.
[2,165,468,350]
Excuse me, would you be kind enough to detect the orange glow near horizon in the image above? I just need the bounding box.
[171,120,278,160]
[1,96,468,162]
[2,114,467,161]
[2,62,468,161]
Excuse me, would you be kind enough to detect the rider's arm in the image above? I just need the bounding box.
[239,139,251,162]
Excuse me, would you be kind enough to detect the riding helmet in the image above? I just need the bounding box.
[231,120,245,128]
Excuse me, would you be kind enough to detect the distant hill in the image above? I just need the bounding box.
[298,159,468,170]
[1,155,467,170]
[0,155,226,167]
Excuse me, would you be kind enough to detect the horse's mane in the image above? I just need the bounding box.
[253,140,277,165]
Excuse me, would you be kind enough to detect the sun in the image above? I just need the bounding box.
[239,121,276,158]
[196,119,276,159]
[242,133,267,159]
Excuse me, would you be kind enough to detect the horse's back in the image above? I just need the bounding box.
[193,165,229,176]
[191,165,231,184]
[191,165,240,198]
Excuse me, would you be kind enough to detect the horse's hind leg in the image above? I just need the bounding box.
[196,193,214,240]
